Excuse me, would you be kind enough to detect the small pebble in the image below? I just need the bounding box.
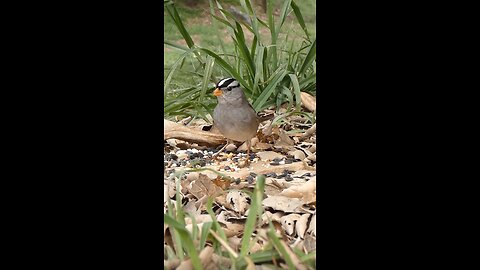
[266,172,277,178]
[225,144,237,152]
[176,151,188,160]
[285,175,294,181]
[246,175,254,184]
[165,153,178,161]
[190,158,206,167]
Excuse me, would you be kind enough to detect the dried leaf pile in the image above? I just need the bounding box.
[164,94,316,269]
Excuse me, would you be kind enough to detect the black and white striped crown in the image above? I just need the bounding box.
[216,78,240,89]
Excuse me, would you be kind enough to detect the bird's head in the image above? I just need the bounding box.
[213,78,245,103]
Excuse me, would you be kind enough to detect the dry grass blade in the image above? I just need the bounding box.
[209,229,239,259]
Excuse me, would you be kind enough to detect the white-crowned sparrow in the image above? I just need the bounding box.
[212,78,259,161]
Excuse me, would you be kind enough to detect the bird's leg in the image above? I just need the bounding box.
[212,139,230,157]
[245,139,251,165]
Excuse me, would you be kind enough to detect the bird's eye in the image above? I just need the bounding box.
[226,87,232,91]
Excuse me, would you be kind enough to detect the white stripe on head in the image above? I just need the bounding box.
[227,80,239,88]
[218,78,234,88]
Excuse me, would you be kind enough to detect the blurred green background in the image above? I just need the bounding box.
[164,0,316,121]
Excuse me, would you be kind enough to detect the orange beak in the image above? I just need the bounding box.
[213,88,223,96]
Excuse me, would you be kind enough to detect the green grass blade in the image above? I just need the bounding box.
[252,68,288,111]
[234,22,255,79]
[197,48,250,91]
[281,85,294,110]
[211,13,235,30]
[299,72,316,88]
[291,0,310,41]
[199,222,213,249]
[240,0,261,41]
[209,0,227,56]
[298,38,316,75]
[276,0,292,30]
[240,175,265,257]
[164,215,202,270]
[165,4,195,49]
[164,50,193,100]
[267,0,277,69]
[252,44,265,97]
[198,56,215,104]
[164,40,190,52]
[249,249,282,263]
[288,74,302,110]
[266,226,298,270]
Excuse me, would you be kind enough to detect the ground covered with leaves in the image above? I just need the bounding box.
[164,96,316,269]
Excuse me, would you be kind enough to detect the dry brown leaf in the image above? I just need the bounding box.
[300,123,316,140]
[213,176,231,189]
[227,160,310,179]
[185,214,213,225]
[183,200,201,216]
[300,92,316,112]
[295,214,311,239]
[288,149,306,160]
[256,151,285,161]
[211,254,232,268]
[262,196,303,212]
[164,259,180,270]
[226,190,250,215]
[254,142,272,150]
[280,214,301,235]
[304,234,316,252]
[189,173,224,199]
[261,211,284,226]
[275,129,295,147]
[227,236,242,251]
[307,213,316,236]
[224,222,244,235]
[279,179,316,204]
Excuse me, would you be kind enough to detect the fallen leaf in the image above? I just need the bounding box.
[189,173,224,199]
[295,214,311,239]
[280,214,301,235]
[300,92,316,112]
[262,196,303,212]
[226,190,250,215]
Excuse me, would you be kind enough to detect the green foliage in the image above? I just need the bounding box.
[164,0,316,121]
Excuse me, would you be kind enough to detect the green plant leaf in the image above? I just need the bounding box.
[291,0,310,41]
[240,175,265,257]
[298,38,316,75]
[164,215,202,270]
[288,74,302,110]
[253,68,288,111]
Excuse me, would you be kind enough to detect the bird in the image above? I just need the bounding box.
[212,77,259,163]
